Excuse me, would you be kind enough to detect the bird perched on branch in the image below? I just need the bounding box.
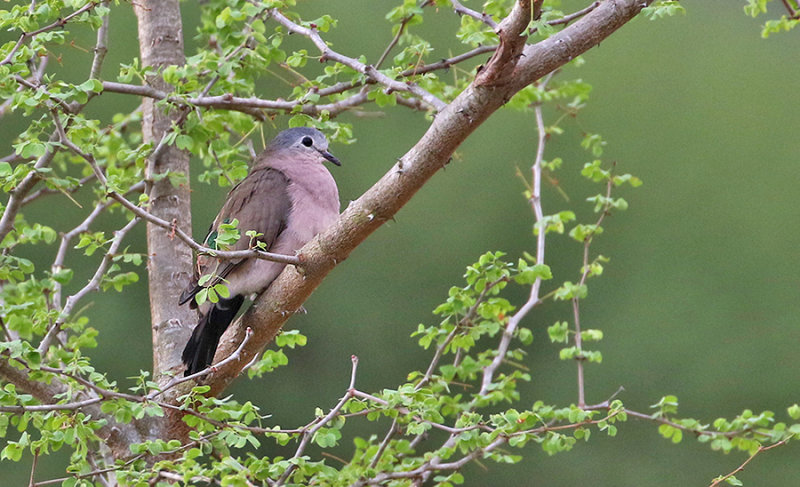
[179,127,341,376]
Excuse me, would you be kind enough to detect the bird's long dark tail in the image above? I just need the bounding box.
[182,295,245,376]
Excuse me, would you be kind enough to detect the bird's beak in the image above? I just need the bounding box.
[320,149,341,166]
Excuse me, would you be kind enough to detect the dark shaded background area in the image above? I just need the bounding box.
[3,1,799,484]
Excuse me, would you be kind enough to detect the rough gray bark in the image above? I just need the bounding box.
[133,1,195,385]
[195,0,652,396]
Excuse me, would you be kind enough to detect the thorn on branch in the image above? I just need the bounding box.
[349,354,359,391]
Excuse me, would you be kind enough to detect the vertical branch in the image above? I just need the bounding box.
[89,1,111,80]
[572,176,614,408]
[572,263,586,408]
[133,0,195,389]
[478,93,548,396]
[27,450,38,487]
[531,100,547,275]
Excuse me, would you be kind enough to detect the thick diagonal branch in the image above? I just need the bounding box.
[190,0,653,398]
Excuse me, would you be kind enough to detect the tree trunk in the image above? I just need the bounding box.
[134,1,194,387]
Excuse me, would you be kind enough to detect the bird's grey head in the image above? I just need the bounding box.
[266,127,341,166]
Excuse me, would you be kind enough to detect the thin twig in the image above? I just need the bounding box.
[20,175,96,206]
[709,439,791,487]
[359,410,624,485]
[28,449,38,487]
[0,397,104,414]
[49,181,144,312]
[315,44,497,98]
[39,217,140,354]
[269,9,446,112]
[479,86,549,396]
[780,0,799,18]
[547,1,601,27]
[572,175,613,407]
[0,1,100,67]
[416,327,460,390]
[0,132,60,244]
[14,75,74,113]
[0,56,49,119]
[32,451,154,486]
[369,419,398,469]
[276,355,360,487]
[416,276,507,391]
[109,192,301,265]
[376,5,426,70]
[32,364,137,403]
[148,327,254,397]
[451,0,499,30]
[401,45,496,78]
[350,390,485,435]
[101,42,496,117]
[52,112,108,185]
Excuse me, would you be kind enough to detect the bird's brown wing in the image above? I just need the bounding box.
[179,166,291,306]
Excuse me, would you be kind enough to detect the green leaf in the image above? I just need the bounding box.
[580,329,603,342]
[725,476,744,486]
[547,321,569,343]
[214,218,241,248]
[214,283,230,299]
[642,1,686,20]
[78,78,103,93]
[287,49,309,68]
[367,89,397,107]
[20,141,46,159]
[175,134,194,151]
[216,6,232,28]
[761,16,800,38]
[744,0,768,17]
[51,267,74,284]
[788,404,800,420]
[1,432,28,461]
[195,288,208,306]
[207,287,219,303]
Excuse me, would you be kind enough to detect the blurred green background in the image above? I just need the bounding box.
[3,0,799,485]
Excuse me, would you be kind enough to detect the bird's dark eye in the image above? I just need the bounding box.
[301,136,313,147]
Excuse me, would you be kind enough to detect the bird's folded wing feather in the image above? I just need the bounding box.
[179,166,291,306]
